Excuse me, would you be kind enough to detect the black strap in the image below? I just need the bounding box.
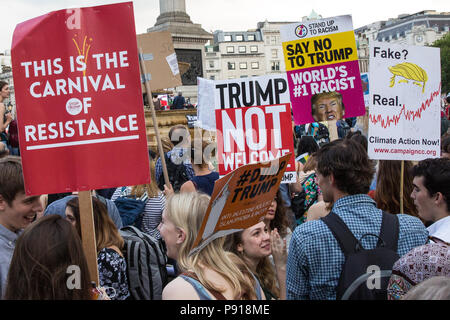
[322,211,399,256]
[377,211,399,251]
[321,213,359,256]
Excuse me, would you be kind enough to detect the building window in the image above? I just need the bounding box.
[271,49,278,58]
[271,61,280,71]
[236,35,244,41]
[224,35,232,41]
[240,75,248,78]
[251,62,259,69]
[209,61,215,68]
[227,46,234,53]
[250,45,258,53]
[271,36,277,45]
[248,34,255,41]
[210,75,215,80]
[240,62,247,69]
[238,46,246,53]
[228,62,235,70]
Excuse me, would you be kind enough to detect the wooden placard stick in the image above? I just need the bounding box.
[400,160,404,214]
[138,47,170,188]
[78,190,99,285]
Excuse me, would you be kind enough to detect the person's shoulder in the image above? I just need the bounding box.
[210,171,220,179]
[395,214,429,251]
[396,214,428,233]
[292,219,329,243]
[162,276,200,300]
[98,247,124,260]
[180,180,196,193]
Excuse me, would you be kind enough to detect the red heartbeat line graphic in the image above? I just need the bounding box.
[369,84,441,129]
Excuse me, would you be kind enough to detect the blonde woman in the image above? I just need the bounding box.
[158,192,264,300]
[111,159,165,238]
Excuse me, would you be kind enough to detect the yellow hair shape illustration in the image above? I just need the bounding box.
[388,62,428,93]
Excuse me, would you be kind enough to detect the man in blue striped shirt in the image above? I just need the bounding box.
[286,139,428,300]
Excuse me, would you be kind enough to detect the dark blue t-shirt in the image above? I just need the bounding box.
[191,171,219,196]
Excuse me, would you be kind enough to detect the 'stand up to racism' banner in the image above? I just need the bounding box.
[197,75,296,183]
[11,2,150,195]
[367,42,441,161]
[190,153,290,254]
[280,15,366,125]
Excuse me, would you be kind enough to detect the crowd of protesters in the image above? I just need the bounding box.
[0,111,450,301]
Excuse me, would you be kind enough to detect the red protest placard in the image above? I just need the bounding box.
[215,103,296,183]
[11,2,150,195]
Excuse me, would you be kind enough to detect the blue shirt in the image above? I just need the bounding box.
[0,224,21,298]
[286,194,429,300]
[155,148,195,184]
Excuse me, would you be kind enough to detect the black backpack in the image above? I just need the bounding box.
[119,226,169,300]
[157,153,190,192]
[321,211,400,300]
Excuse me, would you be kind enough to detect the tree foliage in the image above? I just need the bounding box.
[431,32,450,94]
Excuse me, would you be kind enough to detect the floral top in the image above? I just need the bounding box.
[97,247,130,300]
[298,172,321,224]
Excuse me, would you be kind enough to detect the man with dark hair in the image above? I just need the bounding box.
[386,158,450,300]
[286,139,428,300]
[0,156,43,297]
[410,158,450,242]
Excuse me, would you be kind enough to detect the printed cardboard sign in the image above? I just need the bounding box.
[11,2,150,195]
[280,15,366,125]
[190,153,291,254]
[367,41,441,160]
[197,75,296,183]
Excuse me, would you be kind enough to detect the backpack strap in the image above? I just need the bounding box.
[181,271,227,300]
[377,211,399,251]
[321,213,359,256]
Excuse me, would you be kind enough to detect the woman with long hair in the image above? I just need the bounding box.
[158,192,264,300]
[291,154,323,224]
[66,197,130,300]
[374,160,419,218]
[111,159,166,238]
[265,190,292,249]
[4,215,92,300]
[225,222,287,300]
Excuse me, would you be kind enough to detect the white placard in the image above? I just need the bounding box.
[368,41,441,160]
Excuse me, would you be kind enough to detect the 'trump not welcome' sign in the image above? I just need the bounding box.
[11,2,150,195]
[197,75,296,183]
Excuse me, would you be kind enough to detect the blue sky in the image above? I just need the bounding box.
[1,0,448,53]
